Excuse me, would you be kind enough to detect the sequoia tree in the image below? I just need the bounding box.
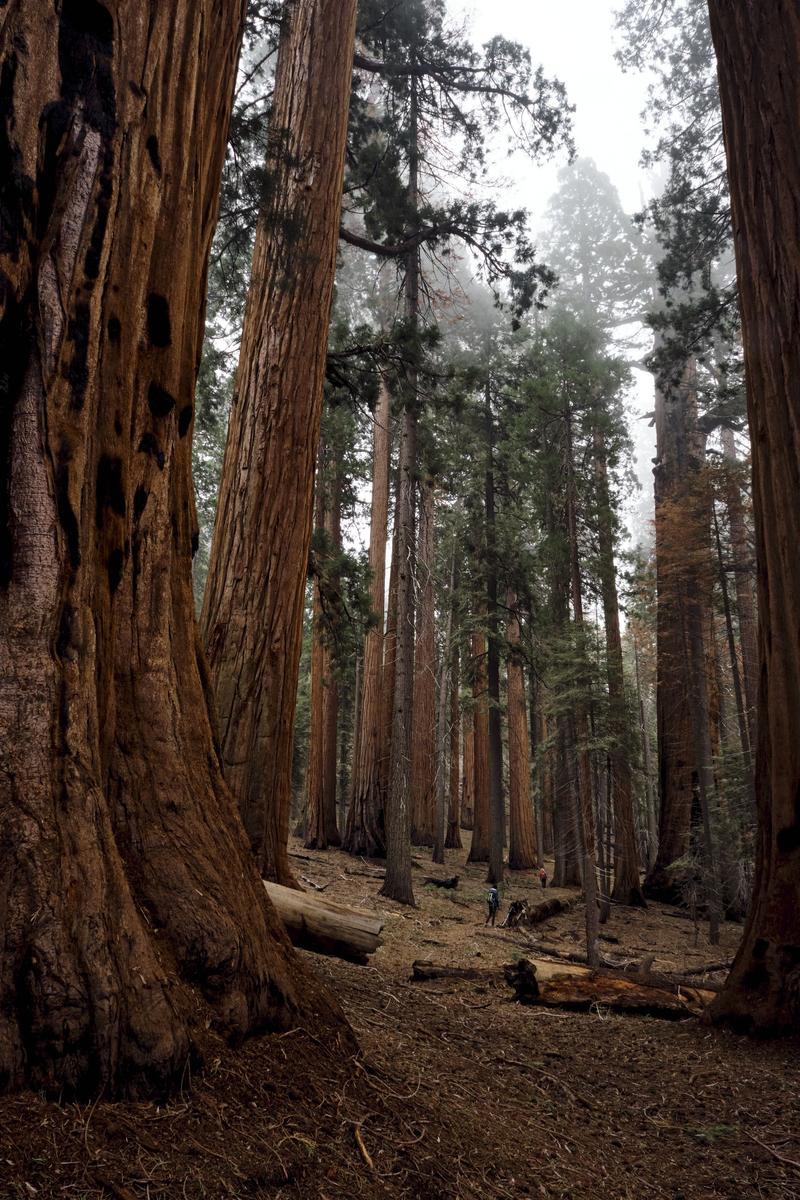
[345,383,391,856]
[707,0,800,1034]
[0,0,342,1098]
[201,0,359,885]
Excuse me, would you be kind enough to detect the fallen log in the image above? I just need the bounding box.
[410,957,714,1018]
[502,897,573,928]
[422,875,460,889]
[264,881,384,964]
[411,961,498,983]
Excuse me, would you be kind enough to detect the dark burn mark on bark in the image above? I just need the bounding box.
[55,604,76,661]
[54,457,81,572]
[148,383,176,417]
[107,314,121,342]
[146,135,162,175]
[776,823,800,854]
[95,454,125,527]
[138,432,165,470]
[84,157,113,281]
[114,413,122,435]
[65,304,90,409]
[0,285,33,587]
[107,546,125,593]
[178,405,193,438]
[133,485,149,520]
[146,294,171,347]
[191,530,200,558]
[752,938,768,960]
[58,0,116,138]
[0,55,35,253]
[742,961,769,990]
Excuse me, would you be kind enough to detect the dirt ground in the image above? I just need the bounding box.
[1,837,798,1200]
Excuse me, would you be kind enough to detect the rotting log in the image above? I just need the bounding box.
[422,875,460,889]
[264,882,384,964]
[502,897,574,928]
[410,958,714,1018]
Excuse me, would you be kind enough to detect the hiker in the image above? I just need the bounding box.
[538,866,548,889]
[485,885,500,926]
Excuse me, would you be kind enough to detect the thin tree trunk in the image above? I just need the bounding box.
[507,591,538,870]
[708,0,800,1032]
[322,466,342,845]
[484,390,504,887]
[565,407,600,966]
[593,431,643,906]
[0,0,345,1096]
[433,538,459,863]
[713,505,754,778]
[633,635,658,872]
[720,427,758,754]
[346,383,391,855]
[379,484,400,806]
[446,647,463,848]
[201,0,359,886]
[461,711,475,831]
[304,477,328,849]
[411,476,437,846]
[467,628,491,863]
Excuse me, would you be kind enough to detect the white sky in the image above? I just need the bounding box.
[460,0,659,546]
[460,0,655,221]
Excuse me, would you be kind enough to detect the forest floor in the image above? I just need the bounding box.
[1,836,799,1200]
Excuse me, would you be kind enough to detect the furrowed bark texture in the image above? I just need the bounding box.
[201,0,359,885]
[506,593,538,871]
[411,476,437,847]
[345,383,391,856]
[645,361,703,902]
[0,0,344,1098]
[708,0,800,1034]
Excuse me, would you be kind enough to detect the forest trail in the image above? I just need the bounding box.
[1,838,797,1200]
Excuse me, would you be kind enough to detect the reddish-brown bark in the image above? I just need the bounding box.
[411,477,437,846]
[461,711,475,831]
[201,0,358,886]
[592,432,643,906]
[0,0,345,1097]
[506,593,538,871]
[708,0,800,1033]
[446,649,463,849]
[345,384,391,856]
[720,427,757,756]
[467,629,490,863]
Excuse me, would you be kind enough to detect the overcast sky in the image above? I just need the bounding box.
[459,0,658,544]
[460,0,654,224]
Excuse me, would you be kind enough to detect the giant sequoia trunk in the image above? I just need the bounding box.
[200,0,358,886]
[707,0,800,1034]
[0,0,343,1098]
[506,593,538,871]
[645,360,704,902]
[411,477,437,847]
[345,383,391,856]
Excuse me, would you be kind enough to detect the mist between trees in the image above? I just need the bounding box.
[1,0,798,1125]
